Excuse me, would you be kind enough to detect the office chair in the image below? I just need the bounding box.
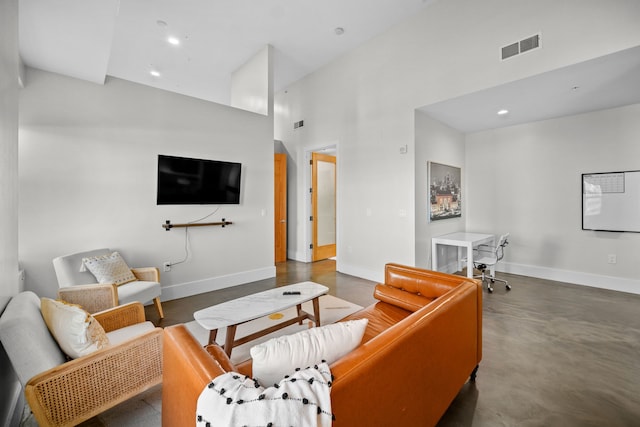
[473,233,511,293]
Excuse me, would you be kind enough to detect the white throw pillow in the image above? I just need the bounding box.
[82,251,136,286]
[250,318,368,387]
[41,298,110,359]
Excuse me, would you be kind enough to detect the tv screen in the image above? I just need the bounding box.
[157,155,241,205]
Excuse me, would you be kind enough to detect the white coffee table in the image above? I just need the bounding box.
[193,282,329,356]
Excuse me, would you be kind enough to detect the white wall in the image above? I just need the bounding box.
[466,104,640,294]
[231,45,273,117]
[414,111,465,272]
[19,68,275,300]
[0,1,23,425]
[0,0,19,299]
[274,0,640,283]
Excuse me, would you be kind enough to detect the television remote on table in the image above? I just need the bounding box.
[283,291,301,295]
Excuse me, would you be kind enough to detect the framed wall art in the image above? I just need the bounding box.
[428,161,462,222]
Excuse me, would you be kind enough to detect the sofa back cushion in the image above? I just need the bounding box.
[0,292,66,386]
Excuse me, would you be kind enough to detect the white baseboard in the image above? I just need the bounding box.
[499,262,640,295]
[161,266,276,301]
[336,262,383,284]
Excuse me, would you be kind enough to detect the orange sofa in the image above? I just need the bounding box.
[163,263,482,426]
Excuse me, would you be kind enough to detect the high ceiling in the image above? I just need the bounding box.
[19,0,436,105]
[19,1,640,132]
[420,45,640,133]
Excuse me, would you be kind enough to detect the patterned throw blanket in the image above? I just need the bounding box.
[196,363,334,427]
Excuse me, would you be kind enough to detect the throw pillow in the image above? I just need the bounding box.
[41,298,110,359]
[82,251,136,286]
[250,318,368,387]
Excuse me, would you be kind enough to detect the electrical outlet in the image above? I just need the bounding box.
[607,254,617,264]
[163,262,171,272]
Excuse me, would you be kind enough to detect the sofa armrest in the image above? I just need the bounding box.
[373,284,434,311]
[25,327,163,427]
[163,325,228,427]
[57,283,118,314]
[384,263,479,299]
[93,302,146,332]
[131,267,160,282]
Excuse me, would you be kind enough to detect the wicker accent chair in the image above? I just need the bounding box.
[0,291,163,427]
[53,248,164,318]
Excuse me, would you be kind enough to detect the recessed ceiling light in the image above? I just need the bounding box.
[497,109,509,116]
[150,70,161,77]
[334,27,345,36]
[156,20,168,27]
[167,36,180,46]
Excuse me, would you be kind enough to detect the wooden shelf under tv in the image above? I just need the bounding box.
[162,219,232,231]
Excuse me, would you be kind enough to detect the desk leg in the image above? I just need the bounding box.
[466,243,473,278]
[224,324,237,357]
[432,240,438,271]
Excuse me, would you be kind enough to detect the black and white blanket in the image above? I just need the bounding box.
[196,363,334,427]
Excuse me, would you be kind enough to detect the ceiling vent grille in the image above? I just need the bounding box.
[501,34,541,60]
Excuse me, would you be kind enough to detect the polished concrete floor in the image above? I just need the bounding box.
[82,260,640,426]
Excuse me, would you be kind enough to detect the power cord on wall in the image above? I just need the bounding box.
[167,207,220,268]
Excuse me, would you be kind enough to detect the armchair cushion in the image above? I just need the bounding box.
[40,298,109,359]
[250,318,368,387]
[106,321,156,345]
[116,280,162,306]
[82,251,137,286]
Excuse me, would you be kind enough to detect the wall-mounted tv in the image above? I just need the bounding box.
[157,155,241,205]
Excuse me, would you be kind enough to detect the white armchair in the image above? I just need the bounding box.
[53,248,164,318]
[0,291,162,427]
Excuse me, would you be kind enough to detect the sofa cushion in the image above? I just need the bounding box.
[82,251,136,286]
[339,301,412,343]
[250,319,368,387]
[41,298,110,358]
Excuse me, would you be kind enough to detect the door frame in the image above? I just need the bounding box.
[305,143,338,262]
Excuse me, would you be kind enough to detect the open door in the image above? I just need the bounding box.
[274,153,287,262]
[311,152,336,261]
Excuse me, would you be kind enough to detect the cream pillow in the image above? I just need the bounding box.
[250,318,368,387]
[41,298,110,359]
[82,251,136,286]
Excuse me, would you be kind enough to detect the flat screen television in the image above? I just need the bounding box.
[157,155,241,205]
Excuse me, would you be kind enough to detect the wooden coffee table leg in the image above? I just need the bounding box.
[312,296,321,326]
[208,329,218,345]
[224,324,238,357]
[296,304,303,324]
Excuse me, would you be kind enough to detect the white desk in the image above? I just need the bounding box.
[431,232,495,278]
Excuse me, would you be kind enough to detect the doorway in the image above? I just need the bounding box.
[274,153,287,263]
[311,151,336,261]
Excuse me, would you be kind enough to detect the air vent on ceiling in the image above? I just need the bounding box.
[501,34,541,60]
